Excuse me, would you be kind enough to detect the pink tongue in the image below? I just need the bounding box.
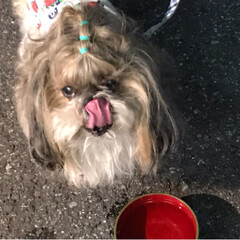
[84,98,112,129]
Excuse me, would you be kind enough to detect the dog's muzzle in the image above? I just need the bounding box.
[84,97,112,136]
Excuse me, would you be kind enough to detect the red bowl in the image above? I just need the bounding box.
[114,194,199,239]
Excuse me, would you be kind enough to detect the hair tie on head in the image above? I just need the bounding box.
[79,35,89,41]
[79,47,88,54]
[79,21,89,54]
[80,20,89,26]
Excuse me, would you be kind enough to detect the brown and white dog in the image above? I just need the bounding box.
[12,0,177,188]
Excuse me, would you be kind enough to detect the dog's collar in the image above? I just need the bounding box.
[26,0,118,35]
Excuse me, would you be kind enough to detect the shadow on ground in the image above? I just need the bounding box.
[182,194,240,238]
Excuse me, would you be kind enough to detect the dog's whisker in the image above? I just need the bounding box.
[82,136,92,155]
[106,130,116,139]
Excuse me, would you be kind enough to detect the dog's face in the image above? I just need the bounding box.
[44,47,143,142]
[15,5,176,187]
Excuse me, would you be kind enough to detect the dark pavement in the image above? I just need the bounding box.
[0,0,239,238]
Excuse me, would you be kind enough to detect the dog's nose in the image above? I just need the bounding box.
[84,97,112,135]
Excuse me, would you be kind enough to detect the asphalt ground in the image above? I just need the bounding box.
[0,0,239,238]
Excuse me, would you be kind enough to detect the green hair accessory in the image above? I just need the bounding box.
[80,20,89,26]
[79,36,90,41]
[79,47,88,54]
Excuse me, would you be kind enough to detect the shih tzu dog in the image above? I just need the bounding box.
[13,0,177,188]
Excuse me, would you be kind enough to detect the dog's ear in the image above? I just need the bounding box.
[15,44,60,171]
[136,124,153,172]
[27,68,60,171]
[28,115,59,171]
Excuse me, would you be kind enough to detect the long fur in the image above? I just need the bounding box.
[13,0,177,188]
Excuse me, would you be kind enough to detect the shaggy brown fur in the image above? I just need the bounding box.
[14,2,177,187]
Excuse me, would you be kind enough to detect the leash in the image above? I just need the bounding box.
[143,0,181,38]
[100,0,181,38]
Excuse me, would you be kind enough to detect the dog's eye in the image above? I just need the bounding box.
[104,80,119,92]
[61,86,75,98]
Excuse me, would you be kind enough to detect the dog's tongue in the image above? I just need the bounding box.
[85,98,112,129]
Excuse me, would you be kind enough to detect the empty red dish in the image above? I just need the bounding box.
[115,193,199,239]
